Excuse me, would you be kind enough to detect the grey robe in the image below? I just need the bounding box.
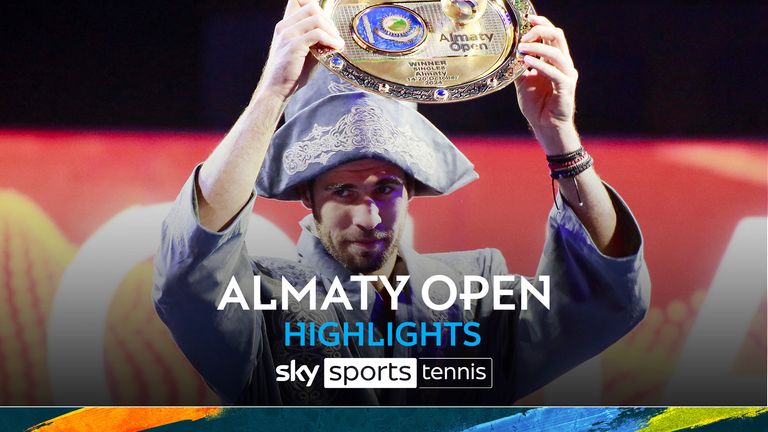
[153,167,650,405]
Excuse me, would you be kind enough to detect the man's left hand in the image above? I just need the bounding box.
[514,15,579,154]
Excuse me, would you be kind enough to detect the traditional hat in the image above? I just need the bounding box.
[256,67,478,200]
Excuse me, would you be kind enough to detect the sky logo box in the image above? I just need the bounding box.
[322,358,492,389]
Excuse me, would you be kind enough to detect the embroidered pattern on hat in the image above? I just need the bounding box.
[282,100,437,175]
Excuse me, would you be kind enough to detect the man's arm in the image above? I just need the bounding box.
[503,16,650,399]
[515,15,636,257]
[153,0,344,403]
[197,0,344,231]
[512,189,650,400]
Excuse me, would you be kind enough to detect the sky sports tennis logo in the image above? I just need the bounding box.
[275,358,492,389]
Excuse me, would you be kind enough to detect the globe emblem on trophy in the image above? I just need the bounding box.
[352,5,428,55]
[382,15,410,35]
[440,0,488,25]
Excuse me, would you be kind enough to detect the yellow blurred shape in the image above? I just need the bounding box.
[639,407,767,432]
[0,190,76,404]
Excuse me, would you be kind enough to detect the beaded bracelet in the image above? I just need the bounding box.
[550,154,593,179]
[546,147,594,209]
[548,153,589,171]
[546,147,585,164]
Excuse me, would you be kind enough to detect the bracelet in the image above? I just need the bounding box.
[546,147,594,209]
[546,147,585,163]
[548,153,588,170]
[550,154,593,179]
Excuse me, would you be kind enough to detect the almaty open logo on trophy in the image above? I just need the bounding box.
[313,0,535,103]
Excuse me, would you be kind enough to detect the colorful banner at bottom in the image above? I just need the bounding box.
[0,407,765,431]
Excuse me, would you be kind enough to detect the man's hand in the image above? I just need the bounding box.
[197,0,343,231]
[512,16,640,257]
[514,15,579,155]
[258,0,345,101]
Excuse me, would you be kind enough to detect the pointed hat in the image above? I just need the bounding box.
[256,67,478,200]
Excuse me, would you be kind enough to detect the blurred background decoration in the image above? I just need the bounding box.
[2,1,766,135]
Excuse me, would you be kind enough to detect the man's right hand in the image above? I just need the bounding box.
[258,0,345,101]
[197,0,343,231]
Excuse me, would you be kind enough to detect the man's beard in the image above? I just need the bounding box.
[316,222,402,274]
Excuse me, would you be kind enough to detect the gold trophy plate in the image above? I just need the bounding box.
[313,0,535,103]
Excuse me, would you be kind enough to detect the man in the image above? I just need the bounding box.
[153,0,650,405]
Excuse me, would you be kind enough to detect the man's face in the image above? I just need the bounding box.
[307,159,409,274]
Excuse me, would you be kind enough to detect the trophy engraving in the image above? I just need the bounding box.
[313,0,536,103]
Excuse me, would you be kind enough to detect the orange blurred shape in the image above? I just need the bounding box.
[658,144,767,186]
[28,407,221,432]
[105,262,219,405]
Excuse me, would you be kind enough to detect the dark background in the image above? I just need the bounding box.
[3,1,767,136]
